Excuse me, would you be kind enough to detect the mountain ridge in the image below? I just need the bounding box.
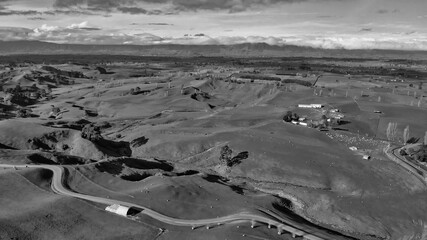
[1,40,427,60]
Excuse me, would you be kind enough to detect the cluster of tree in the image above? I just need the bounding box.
[400,145,427,163]
[3,84,49,106]
[281,79,313,87]
[239,74,281,81]
[219,145,248,167]
[16,108,33,118]
[388,123,426,145]
[386,122,398,142]
[282,111,299,122]
[81,122,111,143]
[128,86,152,96]
[41,66,86,78]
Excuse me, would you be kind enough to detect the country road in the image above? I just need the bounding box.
[384,145,427,185]
[0,163,353,240]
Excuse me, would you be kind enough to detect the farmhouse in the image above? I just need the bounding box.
[298,104,323,109]
[105,204,130,217]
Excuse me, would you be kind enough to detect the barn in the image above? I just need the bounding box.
[105,204,130,217]
[298,104,323,109]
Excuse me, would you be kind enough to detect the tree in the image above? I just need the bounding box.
[283,111,293,122]
[386,122,398,141]
[219,145,232,166]
[292,112,299,121]
[403,125,410,144]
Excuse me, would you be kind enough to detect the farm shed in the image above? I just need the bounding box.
[298,104,323,109]
[105,204,130,217]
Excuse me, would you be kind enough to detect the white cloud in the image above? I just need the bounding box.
[67,21,90,29]
[3,24,427,50]
[33,24,59,33]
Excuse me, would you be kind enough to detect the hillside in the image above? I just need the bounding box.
[1,40,427,60]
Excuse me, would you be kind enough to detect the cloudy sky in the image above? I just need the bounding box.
[1,0,427,50]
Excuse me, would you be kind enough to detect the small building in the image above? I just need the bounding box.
[299,122,308,127]
[298,104,323,109]
[362,155,371,160]
[105,204,130,217]
[349,146,358,151]
[330,112,344,119]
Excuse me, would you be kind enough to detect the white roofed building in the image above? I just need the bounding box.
[105,204,130,217]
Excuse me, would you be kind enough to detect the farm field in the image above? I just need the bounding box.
[0,56,427,240]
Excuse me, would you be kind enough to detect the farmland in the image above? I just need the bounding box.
[0,55,427,240]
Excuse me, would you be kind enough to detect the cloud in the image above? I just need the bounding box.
[54,0,133,10]
[66,21,101,30]
[0,27,32,41]
[117,7,165,15]
[168,0,290,12]
[0,9,42,16]
[3,24,427,51]
[53,0,307,14]
[28,17,47,20]
[118,6,148,14]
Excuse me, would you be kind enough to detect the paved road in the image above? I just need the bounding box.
[0,163,351,240]
[384,145,427,185]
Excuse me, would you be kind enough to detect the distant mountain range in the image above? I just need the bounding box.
[0,40,426,60]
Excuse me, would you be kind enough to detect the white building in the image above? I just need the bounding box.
[105,204,130,217]
[298,104,323,109]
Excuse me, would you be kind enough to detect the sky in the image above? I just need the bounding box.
[1,0,427,50]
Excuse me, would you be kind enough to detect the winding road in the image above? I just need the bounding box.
[0,163,350,240]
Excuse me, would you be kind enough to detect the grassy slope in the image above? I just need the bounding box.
[0,169,159,240]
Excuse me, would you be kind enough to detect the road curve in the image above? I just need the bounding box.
[1,164,334,240]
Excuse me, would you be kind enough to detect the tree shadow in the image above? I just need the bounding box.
[119,158,174,171]
[202,174,245,195]
[130,136,149,147]
[96,139,132,157]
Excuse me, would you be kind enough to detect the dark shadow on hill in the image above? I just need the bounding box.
[176,170,199,176]
[95,161,124,175]
[332,128,349,131]
[202,174,245,195]
[85,109,98,117]
[93,139,132,158]
[0,142,17,150]
[338,120,351,125]
[27,153,93,165]
[120,172,153,181]
[96,66,115,74]
[43,119,92,131]
[18,168,54,192]
[230,151,249,166]
[119,158,174,171]
[130,136,149,147]
[27,154,57,165]
[95,158,174,176]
